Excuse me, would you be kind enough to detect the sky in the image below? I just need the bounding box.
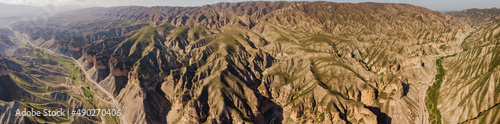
[0,0,499,11]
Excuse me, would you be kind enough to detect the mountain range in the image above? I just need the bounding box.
[0,1,498,124]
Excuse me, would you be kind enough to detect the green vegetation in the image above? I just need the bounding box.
[305,34,333,44]
[34,49,48,58]
[82,86,98,108]
[214,31,243,45]
[54,58,85,85]
[318,113,325,122]
[425,31,476,124]
[174,26,189,39]
[425,56,449,124]
[131,26,157,41]
[83,86,94,98]
[190,26,206,34]
[131,23,174,41]
[8,30,107,123]
[276,36,293,43]
[378,92,389,99]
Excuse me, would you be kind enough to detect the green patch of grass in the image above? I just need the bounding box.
[82,86,94,98]
[131,26,156,41]
[211,31,245,45]
[34,49,47,58]
[190,26,205,34]
[53,58,85,85]
[461,34,473,51]
[425,32,476,123]
[174,26,189,39]
[379,92,389,99]
[82,86,98,108]
[488,47,500,72]
[131,23,175,42]
[276,36,294,44]
[306,34,333,43]
[425,56,447,124]
[318,112,325,122]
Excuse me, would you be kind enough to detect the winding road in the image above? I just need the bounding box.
[9,27,129,124]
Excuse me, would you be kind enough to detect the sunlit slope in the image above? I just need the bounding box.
[0,33,120,123]
[438,19,500,124]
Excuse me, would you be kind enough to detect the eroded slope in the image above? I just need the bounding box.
[10,1,472,123]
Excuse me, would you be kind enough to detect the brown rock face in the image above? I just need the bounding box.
[10,1,491,124]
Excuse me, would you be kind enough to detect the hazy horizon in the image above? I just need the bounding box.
[0,0,499,11]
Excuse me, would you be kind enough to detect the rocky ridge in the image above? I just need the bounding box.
[437,10,500,124]
[8,1,494,124]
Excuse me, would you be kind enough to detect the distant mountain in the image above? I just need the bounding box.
[446,8,500,26]
[0,3,84,27]
[0,3,84,17]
